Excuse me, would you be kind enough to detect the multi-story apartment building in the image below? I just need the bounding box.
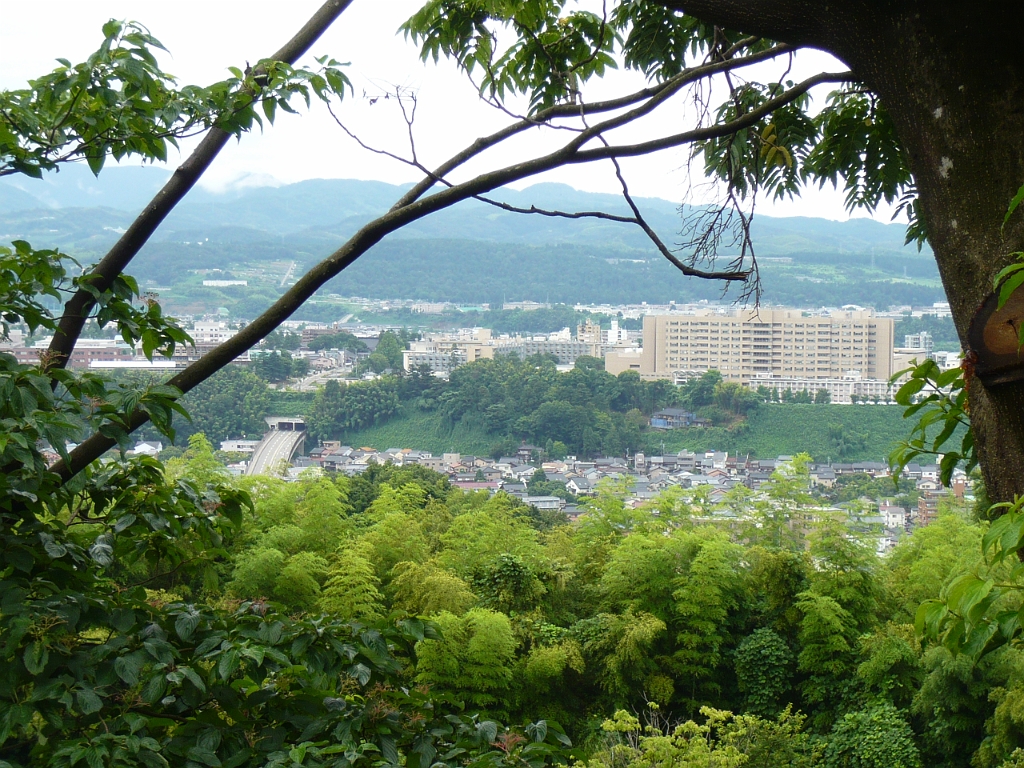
[403,328,497,373]
[404,347,468,374]
[512,339,599,365]
[748,370,894,404]
[605,308,894,384]
[192,321,236,345]
[902,331,934,353]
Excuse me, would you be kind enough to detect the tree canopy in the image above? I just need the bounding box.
[5,4,1024,764]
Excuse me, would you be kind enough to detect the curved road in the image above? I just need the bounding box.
[246,429,304,476]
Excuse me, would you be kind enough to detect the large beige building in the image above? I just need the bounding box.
[605,308,894,384]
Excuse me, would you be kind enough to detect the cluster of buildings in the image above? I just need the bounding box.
[0,320,374,377]
[400,320,634,374]
[596,306,956,405]
[390,305,959,406]
[0,301,963,413]
[0,321,252,371]
[244,438,969,549]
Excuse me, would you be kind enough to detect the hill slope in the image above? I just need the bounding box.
[266,402,912,463]
[0,167,943,312]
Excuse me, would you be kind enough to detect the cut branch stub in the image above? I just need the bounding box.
[968,289,1024,385]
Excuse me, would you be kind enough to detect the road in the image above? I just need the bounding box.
[290,367,353,392]
[279,260,297,288]
[246,429,304,476]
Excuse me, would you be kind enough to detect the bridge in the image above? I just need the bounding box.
[246,417,306,476]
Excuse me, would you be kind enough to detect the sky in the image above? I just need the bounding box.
[0,0,897,222]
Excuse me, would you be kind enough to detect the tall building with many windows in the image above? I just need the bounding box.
[605,308,894,384]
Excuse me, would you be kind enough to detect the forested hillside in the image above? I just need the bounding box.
[167,357,911,462]
[151,441,1022,767]
[0,168,944,315]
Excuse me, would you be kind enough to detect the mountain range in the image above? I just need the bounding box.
[0,165,944,313]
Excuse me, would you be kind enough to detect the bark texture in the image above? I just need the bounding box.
[661,0,1024,501]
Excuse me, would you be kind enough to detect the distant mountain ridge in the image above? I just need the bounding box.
[0,164,924,257]
[0,165,945,313]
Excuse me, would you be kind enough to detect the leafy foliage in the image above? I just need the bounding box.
[889,358,973,487]
[251,349,307,383]
[588,706,817,768]
[307,377,401,440]
[0,21,351,177]
[403,0,618,112]
[307,331,368,352]
[735,628,794,718]
[823,702,921,768]
[175,365,271,444]
[916,495,1024,661]
[401,0,920,247]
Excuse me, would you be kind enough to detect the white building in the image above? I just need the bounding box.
[220,439,261,454]
[747,370,893,404]
[880,504,907,529]
[191,321,236,345]
[903,331,933,353]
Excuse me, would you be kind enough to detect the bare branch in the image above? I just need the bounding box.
[471,194,638,224]
[327,99,417,167]
[391,43,794,210]
[601,136,751,282]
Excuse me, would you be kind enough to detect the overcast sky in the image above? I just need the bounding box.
[1,0,896,222]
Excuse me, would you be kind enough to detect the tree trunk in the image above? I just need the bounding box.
[663,1,1024,501]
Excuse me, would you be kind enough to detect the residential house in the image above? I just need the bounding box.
[525,496,565,511]
[649,408,708,429]
[566,477,594,496]
[809,467,837,488]
[880,504,908,529]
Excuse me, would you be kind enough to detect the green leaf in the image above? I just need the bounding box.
[102,20,123,39]
[175,606,201,641]
[179,665,207,693]
[1004,182,1024,229]
[186,746,222,767]
[114,653,145,685]
[142,673,167,705]
[218,648,240,679]
[75,688,103,715]
[998,268,1024,310]
[23,641,48,675]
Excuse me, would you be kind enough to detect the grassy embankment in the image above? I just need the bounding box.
[328,409,496,455]
[266,391,316,417]
[649,404,912,462]
[266,394,495,455]
[273,395,916,461]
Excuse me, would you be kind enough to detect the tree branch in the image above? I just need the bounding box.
[333,87,748,282]
[570,71,852,162]
[390,42,792,210]
[45,0,356,371]
[51,69,850,482]
[471,195,637,225]
[603,141,750,282]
